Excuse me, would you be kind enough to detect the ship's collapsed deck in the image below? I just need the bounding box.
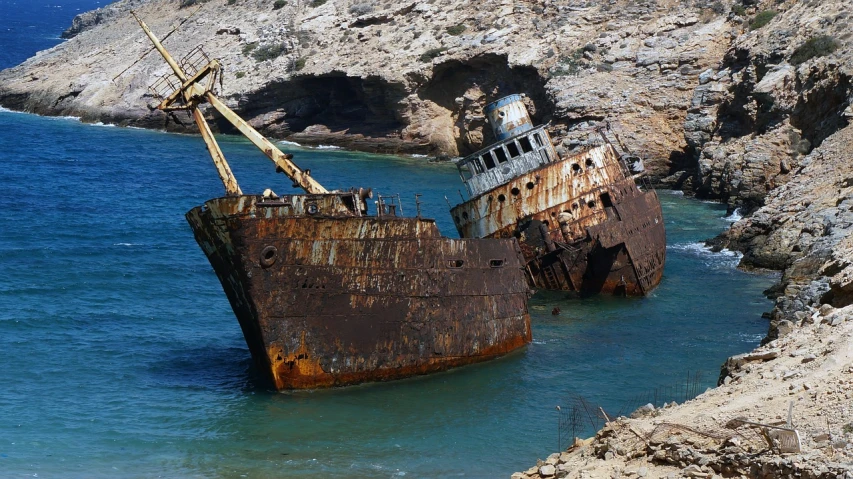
[451,128,665,296]
[186,193,532,389]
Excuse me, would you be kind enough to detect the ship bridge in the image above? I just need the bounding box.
[455,95,559,199]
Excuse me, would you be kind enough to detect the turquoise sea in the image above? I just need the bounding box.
[0,2,776,478]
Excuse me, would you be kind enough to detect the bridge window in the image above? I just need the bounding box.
[533,132,544,147]
[482,152,496,170]
[519,136,533,153]
[494,147,508,164]
[448,260,465,268]
[507,141,520,158]
[600,192,613,208]
[489,259,505,268]
[471,158,485,174]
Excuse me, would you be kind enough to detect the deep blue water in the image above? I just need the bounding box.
[0,2,776,478]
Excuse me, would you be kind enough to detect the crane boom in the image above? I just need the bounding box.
[131,11,328,195]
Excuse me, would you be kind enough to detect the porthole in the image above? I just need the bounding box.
[587,200,595,208]
[260,245,277,268]
[462,212,469,220]
[511,187,520,196]
[572,203,578,210]
[497,194,506,202]
[526,181,535,190]
[572,163,581,172]
[489,259,505,268]
[306,203,318,214]
[448,259,464,268]
[585,158,594,168]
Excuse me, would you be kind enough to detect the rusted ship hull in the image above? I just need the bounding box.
[186,194,532,390]
[451,141,665,296]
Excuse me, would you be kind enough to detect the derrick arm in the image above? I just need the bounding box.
[131,11,327,195]
[203,93,327,194]
[132,11,241,196]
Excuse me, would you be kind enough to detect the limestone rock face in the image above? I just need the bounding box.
[0,0,735,177]
[678,0,852,211]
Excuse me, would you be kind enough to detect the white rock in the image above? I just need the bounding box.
[539,464,556,477]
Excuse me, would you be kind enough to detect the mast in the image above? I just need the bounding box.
[131,11,328,195]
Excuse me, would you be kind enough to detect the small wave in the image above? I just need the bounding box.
[668,190,685,196]
[314,144,341,150]
[667,242,742,267]
[113,243,142,247]
[93,122,117,128]
[57,115,81,121]
[724,208,743,222]
[279,140,302,147]
[409,154,429,158]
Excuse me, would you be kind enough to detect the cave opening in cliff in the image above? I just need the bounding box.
[420,53,552,155]
[216,73,408,140]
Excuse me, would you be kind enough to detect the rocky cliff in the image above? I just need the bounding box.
[0,0,746,179]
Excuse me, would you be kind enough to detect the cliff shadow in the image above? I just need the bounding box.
[217,72,409,141]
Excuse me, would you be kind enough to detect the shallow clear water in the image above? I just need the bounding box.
[0,3,777,478]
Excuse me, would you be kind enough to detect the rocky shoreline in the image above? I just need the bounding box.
[1,0,852,477]
[513,121,853,478]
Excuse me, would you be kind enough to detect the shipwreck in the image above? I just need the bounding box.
[450,95,666,296]
[132,14,532,390]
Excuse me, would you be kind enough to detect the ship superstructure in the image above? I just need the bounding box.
[450,95,665,296]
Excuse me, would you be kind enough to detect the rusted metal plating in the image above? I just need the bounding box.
[132,15,533,389]
[451,113,666,296]
[186,194,532,389]
[484,94,536,141]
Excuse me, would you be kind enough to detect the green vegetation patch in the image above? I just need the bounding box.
[749,10,777,30]
[273,0,286,10]
[251,43,288,62]
[446,24,466,36]
[419,47,448,63]
[179,0,210,7]
[731,4,746,16]
[293,57,307,71]
[551,49,584,77]
[349,2,374,15]
[310,0,328,6]
[241,42,258,56]
[790,35,839,65]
